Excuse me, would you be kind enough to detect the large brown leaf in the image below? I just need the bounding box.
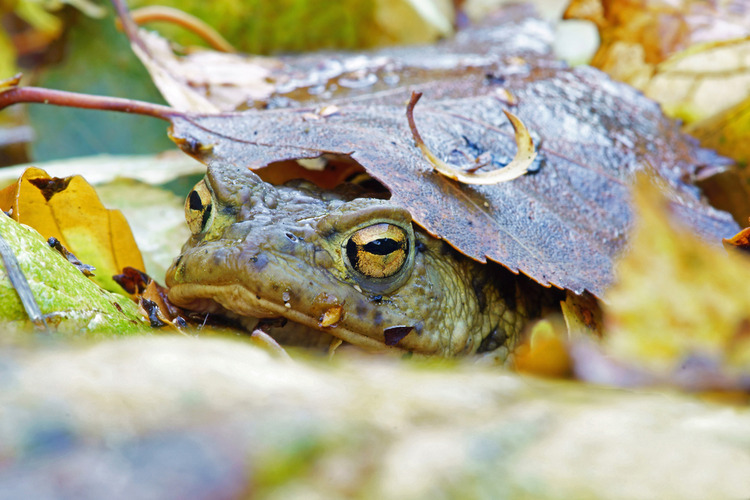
[162,5,738,296]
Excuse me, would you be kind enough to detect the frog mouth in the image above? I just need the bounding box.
[168,282,396,352]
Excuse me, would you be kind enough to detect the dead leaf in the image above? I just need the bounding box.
[163,6,738,296]
[0,6,739,297]
[113,0,454,113]
[0,167,146,294]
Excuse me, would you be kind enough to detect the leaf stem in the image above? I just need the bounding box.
[406,91,537,185]
[128,6,236,53]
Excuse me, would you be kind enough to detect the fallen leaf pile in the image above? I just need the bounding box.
[565,0,750,218]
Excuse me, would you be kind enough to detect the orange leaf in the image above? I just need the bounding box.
[514,320,572,378]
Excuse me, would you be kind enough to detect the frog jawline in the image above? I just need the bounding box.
[168,282,395,352]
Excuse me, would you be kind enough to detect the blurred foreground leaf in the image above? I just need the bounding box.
[582,176,750,390]
[0,212,147,334]
[1,335,750,498]
[0,167,146,294]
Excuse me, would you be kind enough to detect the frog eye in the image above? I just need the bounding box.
[346,223,409,279]
[185,179,214,234]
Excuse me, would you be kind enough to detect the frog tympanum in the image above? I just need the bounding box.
[166,164,559,358]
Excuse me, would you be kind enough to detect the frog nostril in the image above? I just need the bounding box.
[285,232,298,242]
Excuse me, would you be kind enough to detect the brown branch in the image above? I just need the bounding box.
[0,84,179,122]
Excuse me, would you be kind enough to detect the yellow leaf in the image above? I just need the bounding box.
[566,0,750,127]
[0,167,145,294]
[603,175,750,374]
[687,93,750,166]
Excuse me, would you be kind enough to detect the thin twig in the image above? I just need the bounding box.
[0,80,179,122]
[0,222,49,332]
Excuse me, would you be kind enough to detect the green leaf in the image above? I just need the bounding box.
[0,213,149,336]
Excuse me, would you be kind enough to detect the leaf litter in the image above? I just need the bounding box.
[0,2,747,386]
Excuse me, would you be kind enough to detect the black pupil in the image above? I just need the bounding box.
[364,238,401,255]
[189,190,204,211]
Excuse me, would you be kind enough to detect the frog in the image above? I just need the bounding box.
[165,163,561,358]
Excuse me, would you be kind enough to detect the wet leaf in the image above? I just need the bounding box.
[0,167,145,294]
[583,175,750,390]
[161,6,738,295]
[0,212,147,334]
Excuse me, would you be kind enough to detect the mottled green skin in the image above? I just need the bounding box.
[166,164,552,357]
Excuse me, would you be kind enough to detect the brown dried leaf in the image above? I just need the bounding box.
[164,6,737,296]
[127,28,282,112]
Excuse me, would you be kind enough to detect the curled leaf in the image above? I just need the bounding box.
[0,167,146,294]
[406,91,536,185]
